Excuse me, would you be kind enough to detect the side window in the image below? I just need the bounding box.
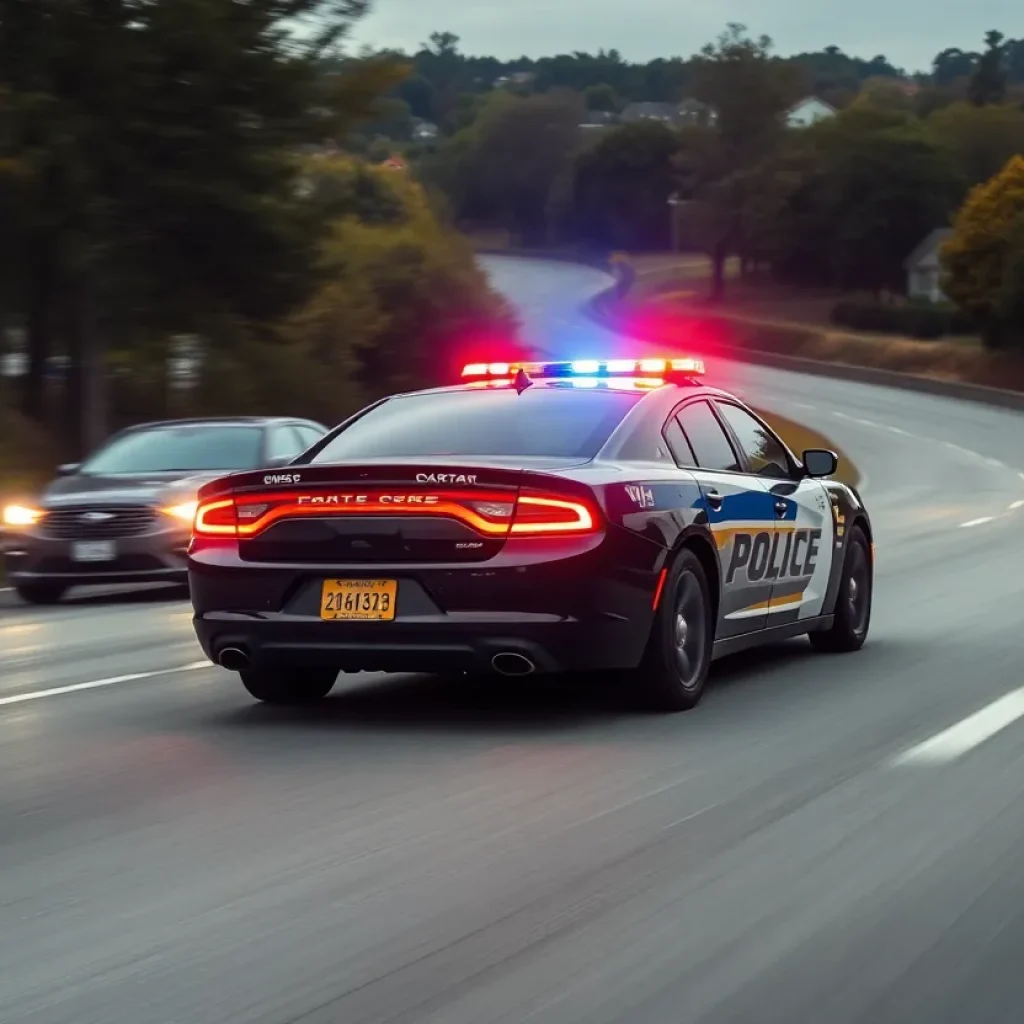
[676,400,741,473]
[266,426,304,462]
[663,414,696,467]
[715,402,793,479]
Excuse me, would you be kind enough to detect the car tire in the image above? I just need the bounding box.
[239,666,338,705]
[14,582,68,605]
[809,526,872,654]
[635,548,714,712]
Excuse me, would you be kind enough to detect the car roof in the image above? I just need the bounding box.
[118,416,320,432]
[388,379,735,401]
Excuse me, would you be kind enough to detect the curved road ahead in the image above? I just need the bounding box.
[3,256,1024,1023]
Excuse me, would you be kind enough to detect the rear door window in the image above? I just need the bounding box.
[310,388,644,461]
[676,401,741,473]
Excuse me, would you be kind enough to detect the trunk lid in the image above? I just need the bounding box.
[212,459,593,564]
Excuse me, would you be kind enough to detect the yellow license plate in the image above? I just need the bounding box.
[320,579,397,621]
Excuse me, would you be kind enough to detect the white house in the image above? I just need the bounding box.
[785,96,838,128]
[904,228,954,303]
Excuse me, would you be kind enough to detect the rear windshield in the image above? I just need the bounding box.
[311,388,643,461]
[81,425,264,474]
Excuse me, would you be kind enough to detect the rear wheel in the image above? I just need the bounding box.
[810,526,872,653]
[15,581,67,605]
[635,548,714,712]
[239,666,338,705]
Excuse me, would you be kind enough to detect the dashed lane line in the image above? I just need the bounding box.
[891,687,1024,766]
[959,517,995,529]
[0,661,210,708]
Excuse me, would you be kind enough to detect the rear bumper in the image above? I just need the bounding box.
[192,612,640,674]
[188,532,662,675]
[2,526,189,587]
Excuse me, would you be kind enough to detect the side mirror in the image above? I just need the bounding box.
[56,463,80,477]
[264,454,293,468]
[802,448,838,478]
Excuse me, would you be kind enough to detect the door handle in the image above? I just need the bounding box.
[774,500,788,518]
[705,489,723,510]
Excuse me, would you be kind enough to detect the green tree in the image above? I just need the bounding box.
[941,154,1024,346]
[0,0,398,452]
[444,90,583,246]
[968,30,1007,106]
[680,24,805,299]
[583,84,620,112]
[570,122,680,249]
[933,48,978,88]
[773,116,963,294]
[926,101,1024,186]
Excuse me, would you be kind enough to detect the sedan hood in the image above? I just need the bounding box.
[42,470,228,508]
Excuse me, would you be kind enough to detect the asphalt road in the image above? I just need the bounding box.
[3,256,1024,1024]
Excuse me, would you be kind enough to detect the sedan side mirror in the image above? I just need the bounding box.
[802,448,838,478]
[264,454,294,468]
[56,462,80,477]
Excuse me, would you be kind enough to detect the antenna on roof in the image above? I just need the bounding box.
[513,367,533,395]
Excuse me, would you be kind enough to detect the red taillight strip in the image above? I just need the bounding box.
[193,489,601,539]
[509,495,596,534]
[193,498,237,536]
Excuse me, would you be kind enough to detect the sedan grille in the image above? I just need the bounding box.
[42,504,158,539]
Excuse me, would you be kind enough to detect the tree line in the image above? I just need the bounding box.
[404,25,1024,348]
[0,0,511,463]
[349,27,1024,145]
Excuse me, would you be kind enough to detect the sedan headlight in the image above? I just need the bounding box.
[162,500,199,524]
[2,504,43,528]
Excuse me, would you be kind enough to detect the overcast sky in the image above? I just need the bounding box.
[350,1,1020,73]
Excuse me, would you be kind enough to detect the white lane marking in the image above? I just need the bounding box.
[1010,500,1024,511]
[0,661,209,707]
[959,516,995,528]
[790,401,816,411]
[1020,472,1024,484]
[832,411,879,428]
[892,688,1024,765]
[886,425,909,436]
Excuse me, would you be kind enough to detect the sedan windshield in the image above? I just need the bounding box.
[80,425,263,474]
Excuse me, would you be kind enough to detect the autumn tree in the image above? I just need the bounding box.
[941,155,1024,347]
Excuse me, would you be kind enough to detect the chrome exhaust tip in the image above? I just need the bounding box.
[217,646,250,671]
[491,652,536,677]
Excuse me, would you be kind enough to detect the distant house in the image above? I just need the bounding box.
[579,109,618,130]
[904,228,954,302]
[785,96,837,128]
[494,71,535,90]
[676,98,717,127]
[411,119,439,141]
[620,102,678,124]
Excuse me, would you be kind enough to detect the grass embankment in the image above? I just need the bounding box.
[592,251,1024,396]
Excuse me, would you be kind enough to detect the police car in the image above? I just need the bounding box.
[187,357,873,711]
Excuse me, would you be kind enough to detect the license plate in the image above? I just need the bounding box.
[320,579,397,621]
[72,540,116,562]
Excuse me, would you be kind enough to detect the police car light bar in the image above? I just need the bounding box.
[460,357,705,380]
